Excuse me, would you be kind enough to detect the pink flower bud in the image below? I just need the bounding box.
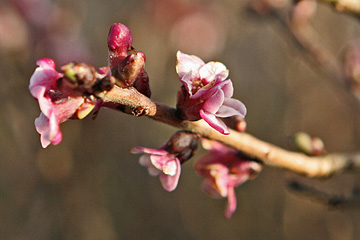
[108,23,133,71]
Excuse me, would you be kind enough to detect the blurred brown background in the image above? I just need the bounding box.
[1,0,360,239]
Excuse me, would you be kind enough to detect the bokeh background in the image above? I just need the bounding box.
[1,0,360,239]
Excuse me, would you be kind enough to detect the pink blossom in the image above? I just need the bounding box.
[195,139,262,219]
[131,131,198,192]
[130,147,181,192]
[176,51,247,135]
[29,58,94,148]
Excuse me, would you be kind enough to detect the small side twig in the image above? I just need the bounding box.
[319,0,360,18]
[288,180,360,207]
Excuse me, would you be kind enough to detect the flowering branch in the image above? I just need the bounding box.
[29,22,360,218]
[98,85,360,178]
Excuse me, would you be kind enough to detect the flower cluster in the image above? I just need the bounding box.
[29,23,151,147]
[176,51,247,135]
[29,59,98,148]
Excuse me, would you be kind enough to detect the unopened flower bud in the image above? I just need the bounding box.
[291,131,326,156]
[92,75,115,93]
[108,23,133,71]
[59,62,97,95]
[164,131,199,164]
[114,51,146,86]
[133,70,151,97]
[223,116,247,132]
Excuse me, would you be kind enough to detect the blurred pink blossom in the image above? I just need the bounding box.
[146,0,227,58]
[0,5,29,52]
[176,51,247,135]
[195,139,262,219]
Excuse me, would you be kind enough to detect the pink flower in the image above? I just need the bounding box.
[130,147,181,192]
[195,139,262,219]
[131,131,198,192]
[29,58,95,148]
[176,51,247,135]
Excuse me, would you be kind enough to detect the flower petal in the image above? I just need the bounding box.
[176,51,204,79]
[35,112,62,148]
[180,71,195,95]
[191,79,218,99]
[77,101,95,119]
[48,111,62,145]
[219,79,234,98]
[224,187,237,219]
[51,97,85,123]
[159,158,181,192]
[200,110,230,135]
[139,154,160,176]
[201,179,223,199]
[199,61,228,84]
[130,147,168,155]
[29,58,62,96]
[216,98,247,118]
[150,154,178,176]
[202,88,224,114]
[34,113,51,148]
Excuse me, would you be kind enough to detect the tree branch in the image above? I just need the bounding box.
[319,0,360,17]
[95,86,157,116]
[288,180,360,207]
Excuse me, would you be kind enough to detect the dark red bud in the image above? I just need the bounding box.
[92,75,115,93]
[59,62,97,96]
[114,51,146,86]
[133,70,151,98]
[108,23,133,71]
[165,131,199,164]
[107,23,132,53]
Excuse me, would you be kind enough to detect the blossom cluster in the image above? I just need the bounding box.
[29,22,259,218]
[29,23,150,148]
